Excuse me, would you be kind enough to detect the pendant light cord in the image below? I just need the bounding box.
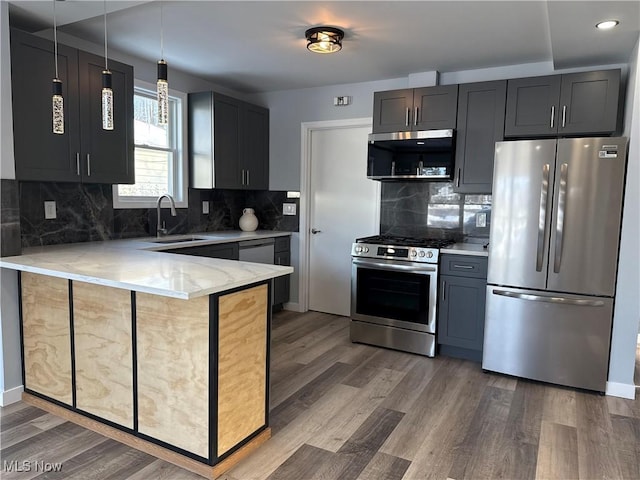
[53,0,59,78]
[103,0,108,70]
[160,2,164,59]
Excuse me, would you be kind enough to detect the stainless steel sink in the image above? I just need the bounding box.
[150,235,208,244]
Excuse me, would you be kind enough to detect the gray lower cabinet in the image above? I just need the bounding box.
[273,236,291,308]
[438,254,488,362]
[453,80,506,194]
[504,69,621,138]
[10,29,134,184]
[189,91,269,190]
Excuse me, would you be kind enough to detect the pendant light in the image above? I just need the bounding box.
[157,2,169,125]
[52,0,64,134]
[101,0,114,130]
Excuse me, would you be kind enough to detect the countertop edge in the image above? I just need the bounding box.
[441,243,489,257]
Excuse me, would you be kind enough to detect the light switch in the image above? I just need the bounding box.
[44,201,57,219]
[283,203,296,216]
[202,201,209,214]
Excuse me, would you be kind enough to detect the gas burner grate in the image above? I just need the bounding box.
[355,235,455,249]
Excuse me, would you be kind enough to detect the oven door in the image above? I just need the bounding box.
[351,257,437,334]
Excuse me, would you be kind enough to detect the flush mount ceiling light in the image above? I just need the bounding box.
[305,27,344,54]
[596,20,619,30]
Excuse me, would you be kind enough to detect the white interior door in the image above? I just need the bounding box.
[308,124,379,316]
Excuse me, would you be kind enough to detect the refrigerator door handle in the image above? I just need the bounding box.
[554,163,568,273]
[536,163,551,272]
[491,289,605,307]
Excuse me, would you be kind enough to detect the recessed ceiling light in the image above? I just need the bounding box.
[596,20,619,30]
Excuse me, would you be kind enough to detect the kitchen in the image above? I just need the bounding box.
[1,1,639,479]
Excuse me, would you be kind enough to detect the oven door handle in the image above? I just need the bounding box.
[352,258,437,273]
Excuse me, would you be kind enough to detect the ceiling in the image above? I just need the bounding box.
[7,1,640,94]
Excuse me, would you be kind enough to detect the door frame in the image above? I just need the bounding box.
[299,117,376,313]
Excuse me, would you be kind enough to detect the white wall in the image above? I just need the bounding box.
[608,34,640,398]
[1,1,14,179]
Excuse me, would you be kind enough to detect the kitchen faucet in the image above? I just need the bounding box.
[156,194,177,237]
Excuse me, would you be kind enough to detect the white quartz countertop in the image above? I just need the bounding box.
[441,243,489,257]
[0,231,294,299]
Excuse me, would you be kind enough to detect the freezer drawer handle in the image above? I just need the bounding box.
[492,289,604,307]
[536,163,551,272]
[453,264,473,269]
[554,163,568,273]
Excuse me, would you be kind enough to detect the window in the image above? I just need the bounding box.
[113,81,188,208]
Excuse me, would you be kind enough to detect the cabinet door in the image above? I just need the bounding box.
[559,70,621,135]
[454,80,506,194]
[273,250,290,306]
[438,274,486,351]
[164,242,239,260]
[78,52,134,184]
[413,85,458,130]
[10,30,81,182]
[504,75,561,137]
[213,94,243,188]
[243,103,269,190]
[372,89,413,133]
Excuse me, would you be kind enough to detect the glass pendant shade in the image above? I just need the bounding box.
[157,60,169,125]
[52,78,64,134]
[102,70,114,131]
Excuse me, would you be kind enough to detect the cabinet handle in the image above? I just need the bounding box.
[405,108,410,127]
[414,106,418,126]
[453,264,474,269]
[76,153,80,176]
[241,169,245,185]
[246,169,250,186]
[442,281,446,301]
[550,105,555,129]
[561,105,567,128]
[456,168,461,188]
[86,154,91,177]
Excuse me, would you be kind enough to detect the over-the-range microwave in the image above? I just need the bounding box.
[367,129,455,181]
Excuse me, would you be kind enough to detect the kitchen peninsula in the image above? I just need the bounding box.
[0,234,293,479]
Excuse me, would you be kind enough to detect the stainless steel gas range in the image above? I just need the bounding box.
[350,235,455,357]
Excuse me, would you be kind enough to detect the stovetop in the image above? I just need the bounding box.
[352,235,455,264]
[355,235,456,249]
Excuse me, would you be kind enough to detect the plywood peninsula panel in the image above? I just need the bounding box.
[21,272,72,405]
[136,293,210,458]
[217,283,268,456]
[73,281,133,427]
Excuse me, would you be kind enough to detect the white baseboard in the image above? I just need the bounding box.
[606,381,636,399]
[1,385,24,406]
[283,302,304,313]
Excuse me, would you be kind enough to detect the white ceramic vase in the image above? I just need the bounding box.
[239,208,259,232]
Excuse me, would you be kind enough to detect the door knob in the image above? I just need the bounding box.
[311,228,322,234]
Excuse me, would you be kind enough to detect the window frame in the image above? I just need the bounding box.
[112,80,188,209]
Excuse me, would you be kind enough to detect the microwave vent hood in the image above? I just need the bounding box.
[367,129,455,181]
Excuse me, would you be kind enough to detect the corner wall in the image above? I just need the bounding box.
[607,34,640,399]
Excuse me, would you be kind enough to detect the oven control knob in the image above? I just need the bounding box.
[427,251,434,258]
[363,247,369,253]
[355,246,363,253]
[418,251,426,257]
[410,250,417,257]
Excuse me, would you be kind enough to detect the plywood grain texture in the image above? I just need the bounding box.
[21,272,72,405]
[73,281,133,428]
[136,293,210,458]
[217,284,268,456]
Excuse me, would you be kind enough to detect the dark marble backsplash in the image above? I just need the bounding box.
[1,179,21,256]
[380,182,491,241]
[16,181,299,248]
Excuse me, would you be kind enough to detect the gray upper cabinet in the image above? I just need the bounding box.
[454,80,506,194]
[372,85,458,133]
[189,91,269,190]
[505,69,621,138]
[10,30,134,184]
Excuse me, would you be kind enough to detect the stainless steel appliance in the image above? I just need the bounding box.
[483,137,628,392]
[350,235,454,356]
[367,130,455,180]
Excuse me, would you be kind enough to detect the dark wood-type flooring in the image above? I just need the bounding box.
[2,310,640,479]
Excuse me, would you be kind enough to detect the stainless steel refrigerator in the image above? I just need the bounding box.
[483,137,628,392]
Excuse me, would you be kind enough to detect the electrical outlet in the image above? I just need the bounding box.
[476,212,487,228]
[283,203,296,216]
[44,201,57,219]
[202,201,209,214]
